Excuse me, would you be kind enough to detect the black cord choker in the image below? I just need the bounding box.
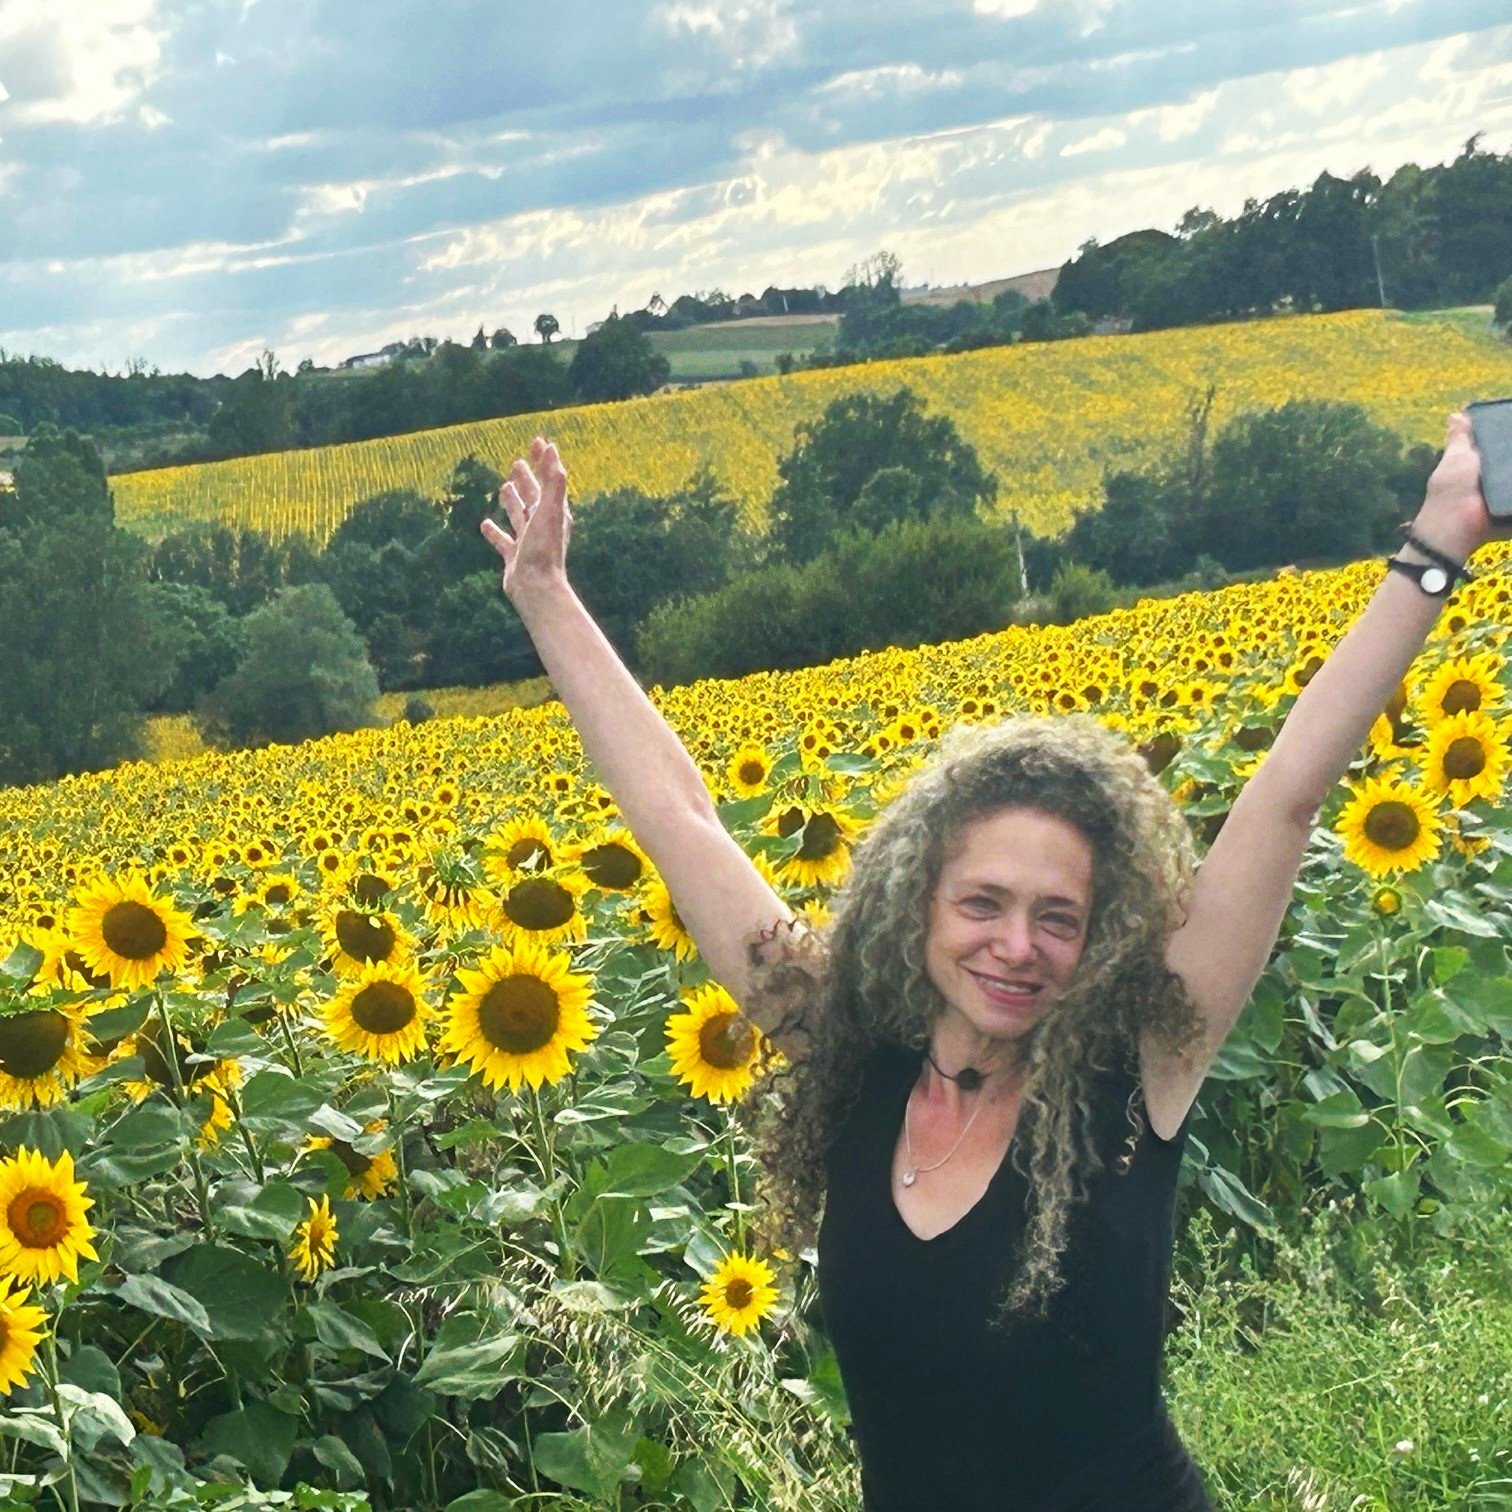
[925,1049,987,1092]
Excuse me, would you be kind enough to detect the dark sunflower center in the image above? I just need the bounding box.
[699,1011,756,1071]
[0,1009,69,1079]
[580,843,642,890]
[507,838,552,871]
[264,883,293,906]
[501,877,575,931]
[796,814,842,862]
[724,1278,754,1309]
[1442,680,1481,716]
[1138,732,1180,775]
[335,911,395,964]
[1363,800,1421,851]
[738,760,766,785]
[1295,656,1324,688]
[9,1189,64,1247]
[350,980,417,1035]
[352,874,390,907]
[775,806,806,838]
[476,977,561,1055]
[101,901,168,960]
[1443,737,1486,781]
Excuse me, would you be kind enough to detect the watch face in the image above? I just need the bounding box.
[1421,566,1449,595]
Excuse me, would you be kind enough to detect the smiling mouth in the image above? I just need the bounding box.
[968,971,1044,1002]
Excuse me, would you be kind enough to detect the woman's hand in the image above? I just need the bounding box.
[1413,410,1512,561]
[479,436,574,602]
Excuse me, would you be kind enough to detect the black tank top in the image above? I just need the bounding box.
[816,1040,1214,1512]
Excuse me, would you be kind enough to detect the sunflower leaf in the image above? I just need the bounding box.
[0,940,44,988]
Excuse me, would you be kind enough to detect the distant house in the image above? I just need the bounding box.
[0,471,14,491]
[340,350,395,370]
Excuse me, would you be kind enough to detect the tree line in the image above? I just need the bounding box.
[0,387,1441,787]
[6,135,1510,479]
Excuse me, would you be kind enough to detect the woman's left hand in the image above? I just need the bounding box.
[1414,410,1512,560]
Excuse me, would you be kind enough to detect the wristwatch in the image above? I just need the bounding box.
[1385,556,1454,598]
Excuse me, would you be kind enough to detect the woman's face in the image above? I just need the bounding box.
[924,805,1095,1046]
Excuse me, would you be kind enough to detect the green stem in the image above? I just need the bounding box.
[529,1086,575,1280]
[724,1106,745,1252]
[277,1010,304,1078]
[385,1087,415,1242]
[152,991,216,1239]
[42,1322,80,1512]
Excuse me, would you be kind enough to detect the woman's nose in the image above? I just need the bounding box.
[988,916,1037,964]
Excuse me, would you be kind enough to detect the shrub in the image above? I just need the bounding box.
[403,695,435,724]
[1047,560,1117,624]
[1494,274,1512,331]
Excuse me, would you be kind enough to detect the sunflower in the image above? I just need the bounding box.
[480,815,561,888]
[66,872,194,992]
[490,867,591,948]
[726,743,776,798]
[441,938,598,1093]
[0,1147,99,1286]
[0,1276,48,1395]
[306,1121,399,1200]
[664,982,774,1104]
[760,801,863,889]
[318,906,414,979]
[289,1194,338,1282]
[637,876,699,962]
[323,959,432,1065]
[697,1251,779,1338]
[233,871,303,917]
[1335,775,1444,877]
[1419,709,1511,809]
[1416,650,1505,723]
[412,848,497,932]
[1372,886,1403,917]
[0,998,100,1111]
[566,825,652,894]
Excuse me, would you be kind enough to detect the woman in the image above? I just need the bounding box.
[481,412,1503,1510]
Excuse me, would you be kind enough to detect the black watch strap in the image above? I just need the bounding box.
[1386,555,1455,598]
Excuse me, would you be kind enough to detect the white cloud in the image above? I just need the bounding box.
[972,0,1042,17]
[0,0,166,126]
[658,0,798,70]
[819,63,964,98]
[137,103,169,129]
[1060,126,1127,156]
[1283,51,1389,116]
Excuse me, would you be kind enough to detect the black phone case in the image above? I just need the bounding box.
[1467,399,1512,520]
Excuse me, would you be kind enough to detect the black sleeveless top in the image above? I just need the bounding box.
[816,1041,1213,1512]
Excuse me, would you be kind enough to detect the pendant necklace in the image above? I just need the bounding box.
[901,1094,987,1187]
[900,1052,999,1188]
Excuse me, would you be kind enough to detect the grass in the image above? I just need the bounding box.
[550,313,842,382]
[1166,1207,1512,1509]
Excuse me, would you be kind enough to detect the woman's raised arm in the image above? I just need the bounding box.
[479,439,816,1061]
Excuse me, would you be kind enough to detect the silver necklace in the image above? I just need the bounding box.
[901,1091,987,1187]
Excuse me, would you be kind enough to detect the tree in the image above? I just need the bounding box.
[4,423,112,531]
[471,326,488,350]
[145,582,247,715]
[489,327,518,349]
[199,583,378,748]
[0,436,182,783]
[1196,401,1405,571]
[566,315,671,403]
[1495,275,1512,331]
[764,387,997,566]
[534,313,561,344]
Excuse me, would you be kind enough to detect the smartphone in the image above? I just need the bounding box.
[1466,399,1512,519]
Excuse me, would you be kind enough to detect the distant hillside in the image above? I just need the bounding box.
[903,268,1060,307]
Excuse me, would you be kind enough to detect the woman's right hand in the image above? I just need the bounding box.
[480,436,574,603]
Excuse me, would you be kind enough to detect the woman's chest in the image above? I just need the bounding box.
[888,1095,1022,1243]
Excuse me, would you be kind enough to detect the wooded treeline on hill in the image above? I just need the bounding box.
[0,386,1439,787]
[1,139,1509,476]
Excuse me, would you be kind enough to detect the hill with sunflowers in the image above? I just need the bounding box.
[0,509,1510,1503]
[109,307,1512,546]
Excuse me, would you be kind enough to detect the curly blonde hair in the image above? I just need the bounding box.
[733,713,1205,1328]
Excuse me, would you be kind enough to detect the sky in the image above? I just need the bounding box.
[1,0,1511,381]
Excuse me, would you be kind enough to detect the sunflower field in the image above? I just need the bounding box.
[1,538,1511,1507]
[109,308,1512,546]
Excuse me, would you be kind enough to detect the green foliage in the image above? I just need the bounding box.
[2,422,112,531]
[145,582,249,715]
[150,521,317,617]
[1494,273,1512,330]
[1046,560,1117,623]
[1199,400,1405,571]
[567,314,672,402]
[636,513,1022,683]
[765,386,997,567]
[425,572,537,687]
[569,467,746,664]
[0,411,22,435]
[198,583,378,748]
[0,431,183,783]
